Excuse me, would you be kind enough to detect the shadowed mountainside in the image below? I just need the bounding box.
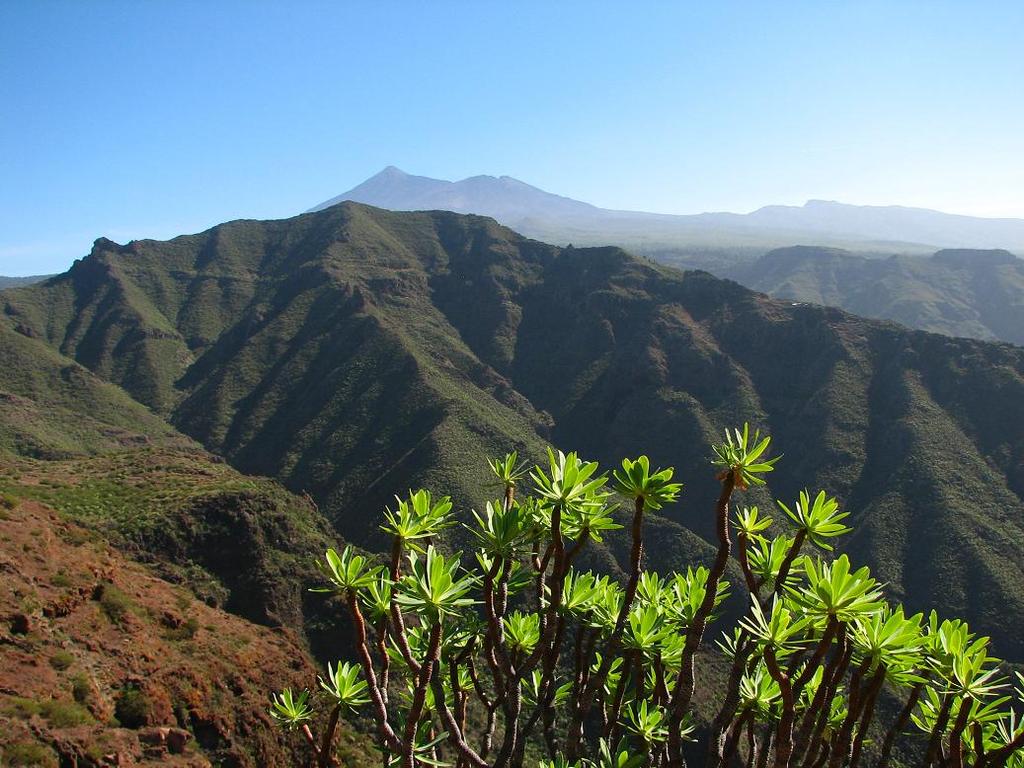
[4,202,1024,657]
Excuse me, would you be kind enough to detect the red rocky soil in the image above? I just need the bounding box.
[0,498,326,767]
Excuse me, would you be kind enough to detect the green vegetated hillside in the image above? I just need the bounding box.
[0,307,372,763]
[4,202,1024,660]
[0,321,191,458]
[727,245,1024,345]
[0,318,351,648]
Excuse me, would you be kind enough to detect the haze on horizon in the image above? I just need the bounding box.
[1,0,1022,276]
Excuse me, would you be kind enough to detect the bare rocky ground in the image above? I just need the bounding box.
[0,497,331,767]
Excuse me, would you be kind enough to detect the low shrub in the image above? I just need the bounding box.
[40,699,94,727]
[48,649,74,670]
[70,673,92,704]
[97,583,133,623]
[114,687,150,729]
[2,696,42,719]
[3,741,58,767]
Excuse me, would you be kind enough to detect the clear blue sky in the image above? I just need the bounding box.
[2,1,1022,275]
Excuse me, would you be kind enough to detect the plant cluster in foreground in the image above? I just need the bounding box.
[272,426,1024,768]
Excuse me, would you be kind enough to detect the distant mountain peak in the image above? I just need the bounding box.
[311,168,599,222]
[312,170,1024,252]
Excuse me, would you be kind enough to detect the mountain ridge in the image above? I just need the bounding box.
[313,167,1024,252]
[4,202,1024,657]
[728,245,1024,345]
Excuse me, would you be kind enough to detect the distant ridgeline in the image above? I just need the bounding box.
[1,202,1023,662]
[314,167,1024,254]
[316,167,1024,344]
[0,274,53,289]
[726,245,1024,345]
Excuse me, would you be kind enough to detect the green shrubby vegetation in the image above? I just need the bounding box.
[2,741,58,767]
[97,583,135,624]
[48,650,75,670]
[273,426,1024,767]
[727,246,1024,346]
[114,687,151,729]
[1,695,94,729]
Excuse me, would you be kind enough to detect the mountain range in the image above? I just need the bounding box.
[728,246,1024,345]
[0,274,52,290]
[315,168,1024,344]
[3,202,1023,669]
[315,166,1024,253]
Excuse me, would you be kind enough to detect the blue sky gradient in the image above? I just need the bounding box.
[2,1,1022,275]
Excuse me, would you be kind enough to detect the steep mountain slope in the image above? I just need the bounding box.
[0,321,190,458]
[314,167,1024,252]
[0,448,349,657]
[5,203,1024,658]
[2,208,558,550]
[0,274,381,765]
[0,497,375,767]
[729,246,1024,345]
[0,310,352,659]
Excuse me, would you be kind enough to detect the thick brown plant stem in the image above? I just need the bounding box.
[401,622,442,768]
[493,675,522,768]
[567,496,647,758]
[947,698,974,768]
[756,728,774,768]
[796,637,853,768]
[790,623,847,765]
[577,497,647,704]
[746,718,759,768]
[604,651,634,745]
[389,539,421,675]
[317,704,342,768]
[849,667,886,768]
[429,659,490,768]
[790,618,840,700]
[706,640,755,767]
[764,645,796,768]
[302,723,322,762]
[824,658,873,768]
[721,711,754,768]
[668,472,736,763]
[347,592,401,753]
[976,727,1024,768]
[923,695,954,768]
